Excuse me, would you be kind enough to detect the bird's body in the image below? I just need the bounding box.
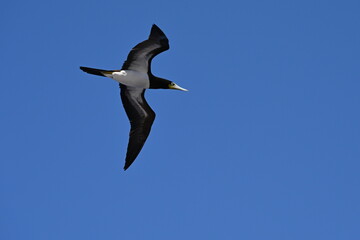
[104,70,150,88]
[80,24,187,170]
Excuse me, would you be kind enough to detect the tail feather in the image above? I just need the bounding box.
[80,66,114,77]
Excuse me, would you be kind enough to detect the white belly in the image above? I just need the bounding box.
[108,70,149,88]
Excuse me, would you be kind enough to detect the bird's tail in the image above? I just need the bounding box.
[80,66,116,77]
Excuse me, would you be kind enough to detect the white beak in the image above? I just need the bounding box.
[171,83,188,91]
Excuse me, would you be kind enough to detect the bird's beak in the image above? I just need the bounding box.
[170,83,188,91]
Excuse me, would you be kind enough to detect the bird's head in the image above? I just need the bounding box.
[150,77,188,91]
[168,82,188,91]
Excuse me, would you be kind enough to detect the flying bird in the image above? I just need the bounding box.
[80,24,187,170]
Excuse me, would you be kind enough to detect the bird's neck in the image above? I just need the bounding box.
[149,75,171,89]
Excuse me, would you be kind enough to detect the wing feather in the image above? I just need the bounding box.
[121,24,169,73]
[120,84,156,170]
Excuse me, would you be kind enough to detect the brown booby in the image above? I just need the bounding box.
[80,24,187,170]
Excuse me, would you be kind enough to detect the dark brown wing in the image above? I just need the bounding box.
[120,84,156,170]
[121,24,169,73]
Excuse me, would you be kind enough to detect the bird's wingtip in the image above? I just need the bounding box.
[123,163,130,171]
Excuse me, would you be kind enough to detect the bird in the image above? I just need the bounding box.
[80,24,187,170]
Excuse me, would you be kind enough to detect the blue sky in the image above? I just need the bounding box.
[1,0,360,239]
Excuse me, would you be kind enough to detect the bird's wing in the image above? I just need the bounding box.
[120,84,156,170]
[121,24,169,73]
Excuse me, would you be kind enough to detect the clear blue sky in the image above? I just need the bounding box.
[1,0,359,239]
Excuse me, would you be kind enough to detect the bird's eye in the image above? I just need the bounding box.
[170,82,175,86]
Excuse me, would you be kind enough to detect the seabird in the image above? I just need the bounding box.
[80,24,187,170]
